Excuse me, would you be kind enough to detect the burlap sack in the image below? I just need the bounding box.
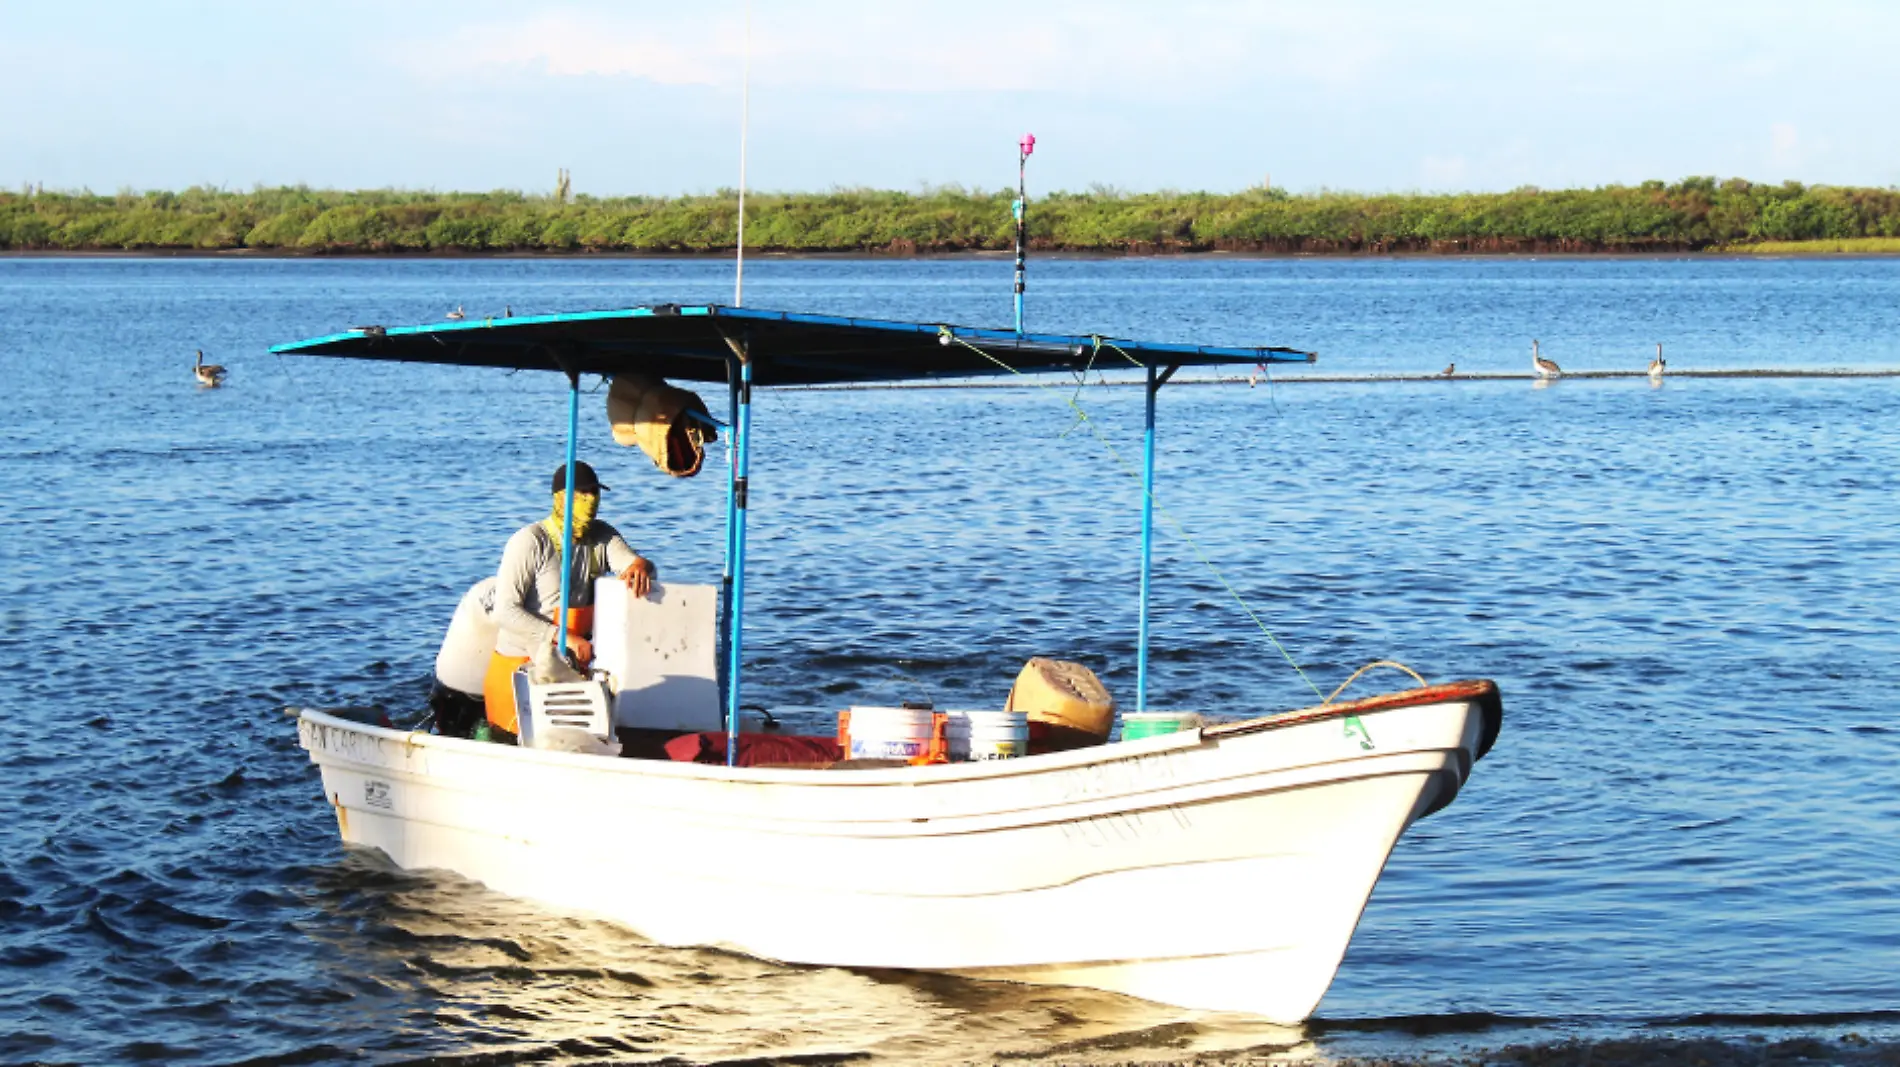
[606,374,719,477]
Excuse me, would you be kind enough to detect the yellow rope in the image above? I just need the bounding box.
[1323,660,1428,706]
[1059,342,1103,438]
[937,327,1325,701]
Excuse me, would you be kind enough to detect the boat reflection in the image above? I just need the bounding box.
[296,851,1315,1063]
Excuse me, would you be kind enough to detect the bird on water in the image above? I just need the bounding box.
[1440,363,1455,377]
[1531,340,1562,378]
[193,350,227,388]
[1649,343,1666,380]
[446,305,466,320]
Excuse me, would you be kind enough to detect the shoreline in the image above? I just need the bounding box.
[10,180,1895,258]
[5,246,1899,261]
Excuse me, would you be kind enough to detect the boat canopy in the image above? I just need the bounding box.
[270,304,1316,386]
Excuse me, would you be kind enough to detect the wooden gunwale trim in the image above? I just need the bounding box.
[1203,679,1501,752]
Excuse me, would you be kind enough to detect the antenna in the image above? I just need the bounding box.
[734,0,751,307]
[1013,133,1034,335]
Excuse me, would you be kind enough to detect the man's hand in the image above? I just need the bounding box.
[564,633,594,666]
[622,557,656,599]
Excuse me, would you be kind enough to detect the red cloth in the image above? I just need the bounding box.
[661,732,843,767]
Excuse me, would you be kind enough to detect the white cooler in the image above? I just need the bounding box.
[589,579,724,733]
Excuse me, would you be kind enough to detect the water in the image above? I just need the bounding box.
[2,255,1898,1065]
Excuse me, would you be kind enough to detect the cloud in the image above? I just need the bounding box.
[1421,155,1469,188]
[406,10,737,86]
[1770,121,1800,163]
[16,0,1900,194]
[393,1,1406,98]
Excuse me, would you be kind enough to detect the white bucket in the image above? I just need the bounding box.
[945,710,1029,762]
[842,707,937,761]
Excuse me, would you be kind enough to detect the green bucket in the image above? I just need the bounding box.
[1119,711,1204,741]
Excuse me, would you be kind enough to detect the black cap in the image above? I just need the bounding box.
[551,461,608,493]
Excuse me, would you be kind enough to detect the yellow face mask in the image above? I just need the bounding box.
[543,491,600,540]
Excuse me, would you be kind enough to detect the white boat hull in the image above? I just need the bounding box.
[298,682,1500,1023]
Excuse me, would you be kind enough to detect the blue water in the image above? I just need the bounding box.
[3,256,1898,1065]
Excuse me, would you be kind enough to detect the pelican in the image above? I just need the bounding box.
[1440,363,1456,377]
[446,305,466,320]
[193,350,227,388]
[1648,343,1666,380]
[1531,340,1562,379]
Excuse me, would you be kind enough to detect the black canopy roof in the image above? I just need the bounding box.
[270,304,1316,387]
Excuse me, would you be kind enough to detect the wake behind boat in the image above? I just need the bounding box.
[273,302,1504,1023]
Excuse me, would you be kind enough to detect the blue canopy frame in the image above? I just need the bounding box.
[273,305,1317,760]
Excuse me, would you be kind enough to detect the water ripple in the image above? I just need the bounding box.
[2,257,1898,1064]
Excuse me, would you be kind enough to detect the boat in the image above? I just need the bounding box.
[275,303,1504,1024]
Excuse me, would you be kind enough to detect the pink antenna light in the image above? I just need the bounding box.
[1020,133,1036,158]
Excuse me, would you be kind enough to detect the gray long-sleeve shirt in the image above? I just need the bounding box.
[492,520,640,656]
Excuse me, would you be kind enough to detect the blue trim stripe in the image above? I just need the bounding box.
[705,306,1310,363]
[270,306,671,353]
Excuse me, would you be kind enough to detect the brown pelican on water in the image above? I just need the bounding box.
[193,350,227,387]
[446,305,466,320]
[1648,343,1667,380]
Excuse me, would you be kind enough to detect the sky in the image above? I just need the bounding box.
[2,0,1898,197]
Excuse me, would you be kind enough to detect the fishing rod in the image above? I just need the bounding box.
[1014,132,1034,336]
[734,0,751,308]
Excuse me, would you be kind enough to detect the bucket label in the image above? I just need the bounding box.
[850,739,926,759]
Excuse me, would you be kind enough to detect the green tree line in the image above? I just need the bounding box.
[4,178,1897,254]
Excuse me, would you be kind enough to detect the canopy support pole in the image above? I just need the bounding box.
[1137,362,1157,713]
[718,364,739,711]
[554,369,581,663]
[723,347,755,767]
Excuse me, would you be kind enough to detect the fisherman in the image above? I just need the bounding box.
[482,461,656,743]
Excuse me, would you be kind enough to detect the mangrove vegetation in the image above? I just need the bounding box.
[4,178,1898,255]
